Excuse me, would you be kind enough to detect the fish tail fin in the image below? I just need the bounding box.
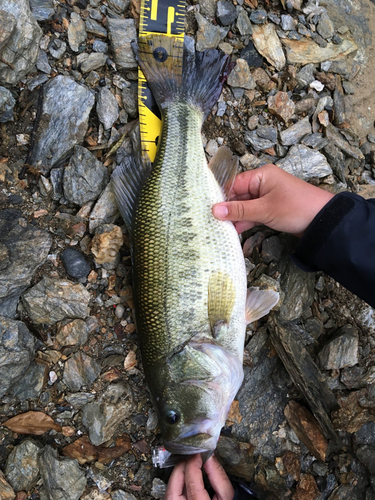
[135,35,232,118]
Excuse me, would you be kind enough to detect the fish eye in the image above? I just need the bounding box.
[165,410,180,425]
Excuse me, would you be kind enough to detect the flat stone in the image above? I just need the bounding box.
[196,13,227,51]
[318,325,359,370]
[216,0,237,26]
[5,439,42,491]
[215,436,255,481]
[107,0,130,14]
[251,67,275,91]
[293,474,320,500]
[36,50,51,75]
[240,40,263,68]
[317,11,334,40]
[56,318,89,346]
[65,392,96,408]
[227,58,255,90]
[22,277,91,326]
[0,209,52,318]
[61,249,91,279]
[49,39,66,59]
[39,446,86,500]
[0,0,42,85]
[8,361,47,400]
[85,18,107,38]
[63,351,101,391]
[279,258,315,321]
[252,23,286,71]
[198,0,216,18]
[29,0,54,21]
[89,184,119,234]
[282,37,357,64]
[245,128,277,151]
[356,445,375,476]
[296,63,315,88]
[0,470,15,500]
[121,83,137,118]
[0,86,15,122]
[0,316,35,398]
[82,399,132,445]
[93,40,108,53]
[280,116,312,146]
[250,9,267,25]
[63,146,108,205]
[97,87,119,129]
[81,52,107,73]
[268,91,295,123]
[236,7,252,36]
[276,144,332,181]
[91,224,124,268]
[27,73,49,91]
[31,76,94,173]
[68,12,87,52]
[261,236,283,264]
[325,124,364,161]
[107,18,137,70]
[281,14,297,31]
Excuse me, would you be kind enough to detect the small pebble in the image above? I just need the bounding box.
[115,304,125,319]
[61,248,91,279]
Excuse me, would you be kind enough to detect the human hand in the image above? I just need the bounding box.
[165,454,235,500]
[212,164,334,236]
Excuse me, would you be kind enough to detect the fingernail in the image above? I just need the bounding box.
[213,205,228,219]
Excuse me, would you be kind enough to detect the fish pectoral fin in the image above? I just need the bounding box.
[208,146,239,200]
[111,152,152,234]
[208,271,236,332]
[245,287,280,324]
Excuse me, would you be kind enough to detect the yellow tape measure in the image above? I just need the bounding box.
[138,0,186,161]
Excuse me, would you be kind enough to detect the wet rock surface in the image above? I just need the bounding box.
[0,0,375,498]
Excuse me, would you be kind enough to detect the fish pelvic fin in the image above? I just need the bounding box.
[208,146,239,200]
[135,35,233,119]
[111,151,152,235]
[245,287,280,324]
[208,271,236,331]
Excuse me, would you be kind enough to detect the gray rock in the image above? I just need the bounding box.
[111,491,137,500]
[121,83,138,118]
[296,63,315,88]
[216,0,237,25]
[325,124,364,162]
[0,86,15,122]
[63,146,108,205]
[342,81,355,94]
[85,70,100,87]
[196,12,227,51]
[280,116,312,146]
[82,399,132,445]
[5,439,41,491]
[68,12,87,52]
[50,167,64,200]
[93,40,108,53]
[318,325,359,370]
[236,7,252,36]
[39,446,86,500]
[301,133,328,150]
[36,50,51,74]
[22,277,91,326]
[31,76,95,173]
[250,9,267,25]
[107,18,137,70]
[61,249,91,279]
[357,445,375,476]
[261,236,283,264]
[85,18,108,38]
[0,0,42,85]
[9,361,47,400]
[317,11,334,40]
[29,0,54,21]
[89,183,119,233]
[322,143,345,182]
[81,52,107,73]
[65,392,96,407]
[88,7,103,22]
[354,422,375,448]
[279,260,315,321]
[276,144,332,180]
[56,318,89,346]
[97,87,119,129]
[198,0,216,18]
[49,39,66,59]
[227,58,255,90]
[281,14,297,31]
[245,126,277,151]
[0,209,52,318]
[63,351,101,391]
[0,316,35,398]
[240,41,263,68]
[27,73,49,91]
[150,479,167,500]
[107,0,130,13]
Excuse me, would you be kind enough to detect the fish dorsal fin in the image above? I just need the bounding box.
[208,146,238,200]
[208,271,236,331]
[111,154,152,235]
[246,287,280,324]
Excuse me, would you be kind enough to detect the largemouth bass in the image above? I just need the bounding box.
[112,35,279,456]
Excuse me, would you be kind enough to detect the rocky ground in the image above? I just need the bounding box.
[1,0,375,499]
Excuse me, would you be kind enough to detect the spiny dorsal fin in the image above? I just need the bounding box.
[246,287,280,324]
[208,146,238,200]
[208,271,236,330]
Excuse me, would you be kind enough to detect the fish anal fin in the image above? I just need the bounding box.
[208,271,236,331]
[208,146,239,200]
[246,287,280,324]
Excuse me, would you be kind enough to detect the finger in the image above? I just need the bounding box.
[184,455,210,500]
[234,220,257,234]
[203,456,235,500]
[213,198,267,223]
[229,170,260,198]
[166,461,187,500]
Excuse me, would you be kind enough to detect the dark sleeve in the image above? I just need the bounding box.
[292,191,375,308]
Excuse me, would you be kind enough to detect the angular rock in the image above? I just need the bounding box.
[236,8,252,36]
[107,18,137,70]
[325,124,364,161]
[31,76,95,173]
[68,12,87,52]
[0,210,52,318]
[121,83,138,117]
[0,470,14,500]
[80,52,106,73]
[296,63,315,88]
[22,277,91,326]
[261,236,283,264]
[63,146,108,205]
[318,325,359,370]
[5,439,41,491]
[91,224,124,268]
[85,18,107,38]
[36,50,51,75]
[65,392,96,408]
[49,39,66,60]
[302,133,328,150]
[282,37,357,64]
[227,59,255,90]
[216,0,237,26]
[240,41,263,68]
[0,86,15,122]
[280,116,312,146]
[245,127,278,151]
[252,23,286,71]
[251,67,275,91]
[107,0,130,13]
[97,87,119,130]
[268,91,295,123]
[0,317,35,398]
[279,258,315,321]
[39,446,86,500]
[198,0,216,18]
[112,490,137,500]
[250,9,267,25]
[89,184,119,234]
[0,0,42,85]
[281,14,297,31]
[294,474,320,500]
[357,446,375,475]
[9,361,47,400]
[196,13,227,51]
[276,144,332,181]
[317,11,334,40]
[63,351,101,391]
[82,400,132,446]
[215,436,255,481]
[56,319,89,347]
[29,0,54,21]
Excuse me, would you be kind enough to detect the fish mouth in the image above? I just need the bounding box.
[164,433,217,455]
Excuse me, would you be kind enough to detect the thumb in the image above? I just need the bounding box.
[213,198,267,223]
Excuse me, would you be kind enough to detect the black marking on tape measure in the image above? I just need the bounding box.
[141,82,161,119]
[141,0,185,35]
[153,47,168,62]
